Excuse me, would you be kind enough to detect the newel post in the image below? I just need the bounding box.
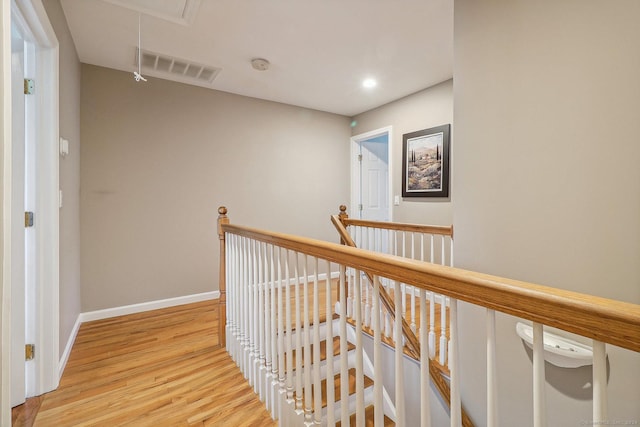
[217,206,229,347]
[338,205,349,245]
[337,205,349,303]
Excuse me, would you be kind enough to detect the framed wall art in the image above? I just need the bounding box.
[402,124,450,198]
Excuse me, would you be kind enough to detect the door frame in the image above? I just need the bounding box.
[350,126,393,221]
[3,0,59,416]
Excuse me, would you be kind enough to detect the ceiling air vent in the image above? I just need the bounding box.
[102,0,201,26]
[136,48,220,84]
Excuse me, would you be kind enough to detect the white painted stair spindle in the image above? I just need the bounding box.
[325,260,336,426]
[449,298,461,427]
[312,258,322,425]
[354,271,365,426]
[294,253,303,413]
[373,276,384,427]
[532,322,546,427]
[592,340,608,424]
[302,256,312,422]
[284,250,294,406]
[487,309,498,427]
[339,265,349,426]
[420,289,432,427]
[394,280,406,426]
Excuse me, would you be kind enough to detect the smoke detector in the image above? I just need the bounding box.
[251,58,270,71]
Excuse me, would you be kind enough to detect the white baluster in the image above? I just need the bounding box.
[355,271,365,426]
[392,230,397,256]
[440,235,448,365]
[277,247,286,415]
[593,340,608,423]
[248,239,258,390]
[439,294,448,367]
[270,245,278,415]
[410,285,416,333]
[303,256,312,423]
[428,291,436,360]
[226,236,233,356]
[394,281,406,426]
[284,250,294,405]
[420,289,431,427]
[339,265,349,426]
[532,322,546,427]
[325,260,336,426]
[449,298,461,427]
[258,242,266,398]
[373,276,383,426]
[264,243,273,407]
[487,309,498,427]
[364,275,371,328]
[312,258,321,425]
[449,235,454,267]
[239,235,246,365]
[428,236,436,360]
[294,253,303,412]
[385,310,392,339]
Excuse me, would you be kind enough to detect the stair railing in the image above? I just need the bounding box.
[217,206,640,427]
[330,206,474,426]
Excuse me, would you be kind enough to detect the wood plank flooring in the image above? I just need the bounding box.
[28,300,275,427]
[13,279,450,426]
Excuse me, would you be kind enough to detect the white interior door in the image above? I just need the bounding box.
[10,21,27,408]
[358,134,389,221]
[351,128,392,221]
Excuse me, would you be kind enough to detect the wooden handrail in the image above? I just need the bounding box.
[221,222,640,352]
[337,205,453,237]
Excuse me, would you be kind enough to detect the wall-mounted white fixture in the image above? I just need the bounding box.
[59,137,69,157]
[516,322,596,368]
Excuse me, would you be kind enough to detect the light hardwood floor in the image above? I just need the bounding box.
[13,281,449,426]
[25,300,275,427]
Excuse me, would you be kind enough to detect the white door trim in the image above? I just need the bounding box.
[10,0,60,401]
[350,126,393,221]
[2,0,15,422]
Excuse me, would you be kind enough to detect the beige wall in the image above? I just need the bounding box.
[42,0,82,359]
[350,80,453,225]
[80,65,350,311]
[454,0,640,425]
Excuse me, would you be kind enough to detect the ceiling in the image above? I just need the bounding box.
[60,0,453,117]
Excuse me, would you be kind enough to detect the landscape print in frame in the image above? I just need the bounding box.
[402,124,450,198]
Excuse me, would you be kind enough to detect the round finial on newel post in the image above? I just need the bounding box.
[338,204,348,221]
[217,206,229,238]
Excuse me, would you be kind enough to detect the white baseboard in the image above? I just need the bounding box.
[58,315,82,380]
[79,291,219,323]
[57,291,219,378]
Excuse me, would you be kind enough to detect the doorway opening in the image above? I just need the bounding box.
[350,126,392,221]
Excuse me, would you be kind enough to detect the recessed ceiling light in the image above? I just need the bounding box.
[362,78,377,88]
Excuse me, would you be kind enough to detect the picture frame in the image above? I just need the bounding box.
[402,124,450,198]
